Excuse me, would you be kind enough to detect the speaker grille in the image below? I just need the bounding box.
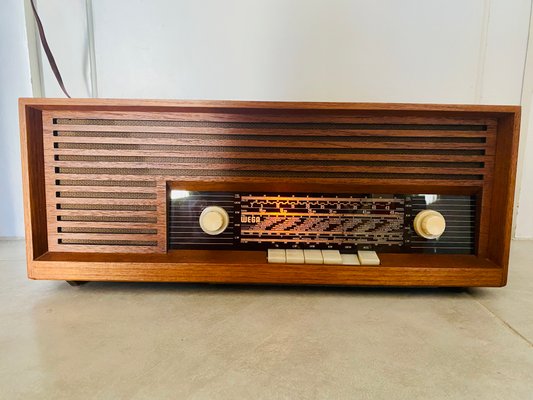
[42,109,496,253]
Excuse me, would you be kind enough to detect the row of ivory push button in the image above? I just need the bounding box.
[268,249,380,265]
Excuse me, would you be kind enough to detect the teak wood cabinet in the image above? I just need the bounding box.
[19,98,520,287]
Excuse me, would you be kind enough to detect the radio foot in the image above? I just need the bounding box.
[66,281,88,287]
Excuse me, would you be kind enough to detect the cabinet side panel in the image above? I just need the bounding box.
[488,112,521,284]
[19,104,48,267]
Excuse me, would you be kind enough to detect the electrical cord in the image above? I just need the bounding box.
[29,0,71,98]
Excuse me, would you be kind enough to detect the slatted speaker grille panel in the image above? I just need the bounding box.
[42,109,496,253]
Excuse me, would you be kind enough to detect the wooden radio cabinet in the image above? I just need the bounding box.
[19,99,520,287]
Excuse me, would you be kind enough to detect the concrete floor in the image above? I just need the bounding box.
[0,240,532,400]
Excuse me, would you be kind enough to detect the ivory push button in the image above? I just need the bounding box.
[199,206,229,235]
[357,251,380,265]
[414,210,446,239]
[304,250,323,264]
[268,249,286,263]
[321,250,342,265]
[341,254,360,265]
[286,249,305,264]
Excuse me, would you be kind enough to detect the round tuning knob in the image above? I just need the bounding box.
[413,210,446,239]
[199,206,229,235]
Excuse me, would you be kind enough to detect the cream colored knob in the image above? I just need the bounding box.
[199,206,229,235]
[413,210,446,239]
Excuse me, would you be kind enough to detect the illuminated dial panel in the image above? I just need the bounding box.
[239,195,404,249]
[168,192,475,254]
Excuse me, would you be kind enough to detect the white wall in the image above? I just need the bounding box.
[9,0,533,236]
[516,8,533,239]
[38,0,532,104]
[0,0,32,237]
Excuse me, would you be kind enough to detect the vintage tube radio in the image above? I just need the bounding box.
[19,99,520,287]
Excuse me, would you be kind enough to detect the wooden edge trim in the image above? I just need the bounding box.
[499,111,522,285]
[28,261,504,287]
[18,97,521,115]
[19,101,33,277]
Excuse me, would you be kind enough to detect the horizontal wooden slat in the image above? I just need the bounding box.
[55,186,158,193]
[51,135,492,150]
[47,110,496,125]
[50,124,494,137]
[51,161,489,175]
[55,209,159,217]
[52,174,157,182]
[53,233,159,241]
[50,245,160,253]
[54,174,485,187]
[52,148,491,162]
[57,221,159,229]
[55,197,158,205]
